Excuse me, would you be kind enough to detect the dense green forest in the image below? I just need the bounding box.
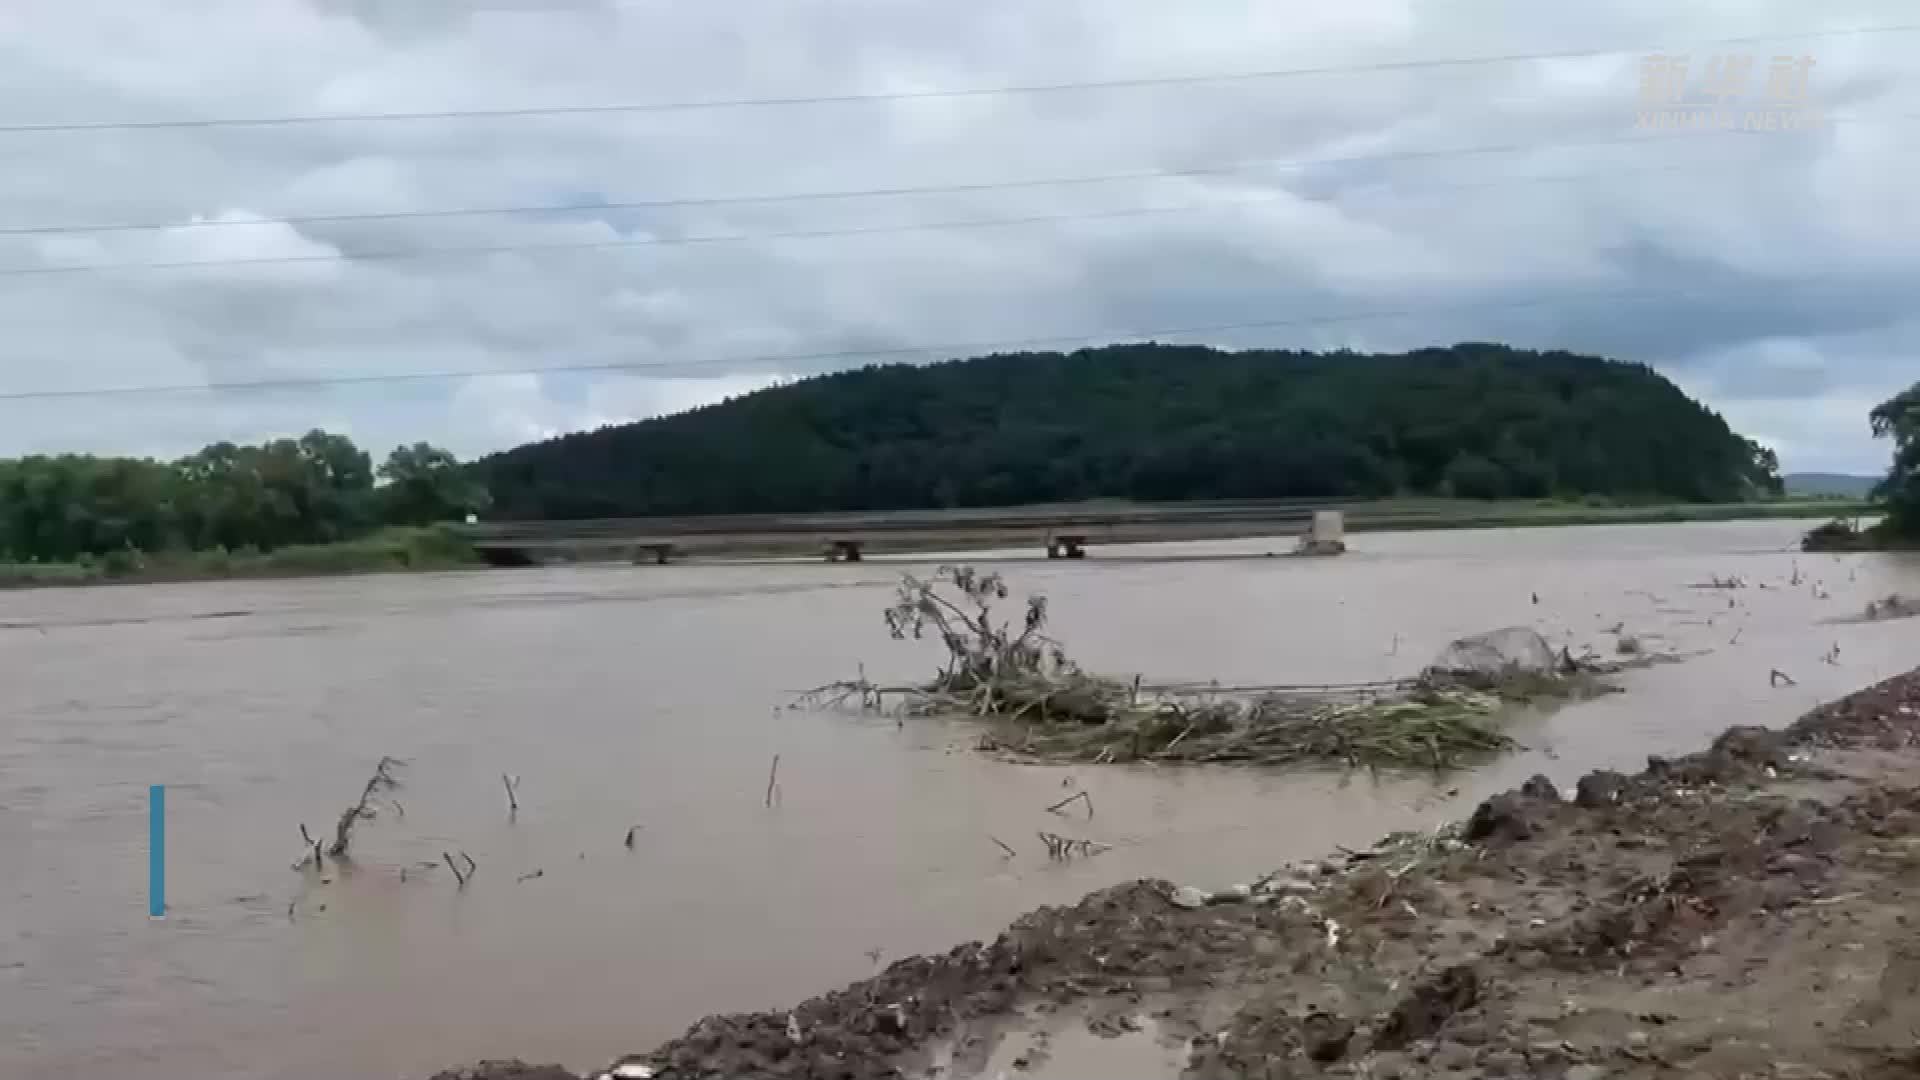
[479,343,1784,519]
[1871,381,1920,537]
[0,432,487,564]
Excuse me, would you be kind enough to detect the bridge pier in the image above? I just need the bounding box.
[634,543,676,565]
[825,540,864,562]
[1046,535,1087,559]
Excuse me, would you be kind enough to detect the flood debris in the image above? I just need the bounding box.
[1862,592,1919,622]
[434,666,1920,1080]
[292,824,326,871]
[1043,790,1092,817]
[801,568,1657,773]
[444,850,477,889]
[1036,831,1110,860]
[502,773,521,816]
[327,755,405,859]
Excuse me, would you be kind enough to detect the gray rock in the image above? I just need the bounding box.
[1212,884,1254,903]
[1430,1041,1473,1070]
[1169,885,1209,909]
[1425,627,1558,682]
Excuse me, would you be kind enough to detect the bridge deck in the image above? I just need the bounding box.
[451,500,1385,557]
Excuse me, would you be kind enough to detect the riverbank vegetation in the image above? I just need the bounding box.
[803,566,1639,771]
[0,432,488,583]
[1802,380,1919,552]
[479,343,1785,518]
[0,525,480,588]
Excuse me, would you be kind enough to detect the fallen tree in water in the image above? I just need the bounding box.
[801,566,1643,772]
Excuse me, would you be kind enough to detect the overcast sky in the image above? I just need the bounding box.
[0,1,1913,474]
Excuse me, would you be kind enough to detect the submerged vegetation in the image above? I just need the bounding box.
[804,566,1636,772]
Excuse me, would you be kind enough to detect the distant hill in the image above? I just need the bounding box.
[1783,472,1879,498]
[477,342,1783,519]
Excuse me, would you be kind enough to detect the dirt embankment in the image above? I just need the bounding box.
[438,668,1920,1080]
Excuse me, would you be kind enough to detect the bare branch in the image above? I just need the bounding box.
[329,756,405,858]
[1045,790,1094,817]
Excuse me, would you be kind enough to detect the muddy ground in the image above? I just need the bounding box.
[437,668,1920,1080]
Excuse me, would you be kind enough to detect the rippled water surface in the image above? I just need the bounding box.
[4,521,1919,1079]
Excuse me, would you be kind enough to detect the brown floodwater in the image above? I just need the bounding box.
[3,520,1919,1080]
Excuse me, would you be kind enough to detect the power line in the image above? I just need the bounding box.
[0,122,1848,240]
[2,120,1899,278]
[0,269,1882,401]
[0,21,1910,134]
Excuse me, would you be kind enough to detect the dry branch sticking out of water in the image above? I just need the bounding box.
[799,567,1650,773]
[328,755,405,858]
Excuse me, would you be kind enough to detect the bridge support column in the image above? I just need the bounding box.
[1047,535,1087,559]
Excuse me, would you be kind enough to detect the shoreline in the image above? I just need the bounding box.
[0,526,481,591]
[0,502,1868,592]
[436,665,1920,1080]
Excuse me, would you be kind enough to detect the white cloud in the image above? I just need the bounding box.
[0,0,1910,474]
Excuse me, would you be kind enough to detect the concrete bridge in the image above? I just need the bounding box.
[452,500,1361,564]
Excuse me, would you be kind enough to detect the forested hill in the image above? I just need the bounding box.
[478,343,1782,519]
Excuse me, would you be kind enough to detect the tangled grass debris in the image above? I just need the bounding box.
[801,566,1636,773]
[1862,592,1918,622]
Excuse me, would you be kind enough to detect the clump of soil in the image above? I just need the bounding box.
[438,666,1920,1080]
[802,566,1635,772]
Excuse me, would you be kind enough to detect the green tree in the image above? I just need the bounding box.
[1870,382,1920,536]
[477,343,1776,518]
[1441,452,1508,501]
[0,429,384,563]
[376,442,490,525]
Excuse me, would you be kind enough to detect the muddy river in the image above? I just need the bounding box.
[4,520,1919,1079]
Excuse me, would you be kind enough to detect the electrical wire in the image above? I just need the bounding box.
[2,119,1901,277]
[0,121,1857,240]
[0,21,1908,133]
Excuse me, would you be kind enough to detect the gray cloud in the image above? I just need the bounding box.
[0,0,1913,473]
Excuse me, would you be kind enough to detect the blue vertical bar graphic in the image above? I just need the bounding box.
[149,785,165,918]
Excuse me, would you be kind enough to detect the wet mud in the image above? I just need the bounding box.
[439,666,1920,1079]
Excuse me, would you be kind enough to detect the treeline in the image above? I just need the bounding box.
[479,342,1784,518]
[1871,381,1919,537]
[0,432,488,563]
